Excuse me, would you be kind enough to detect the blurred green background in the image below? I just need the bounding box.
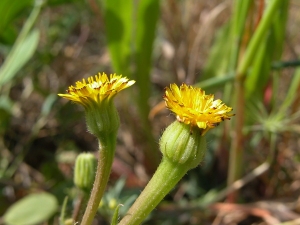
[1,0,300,224]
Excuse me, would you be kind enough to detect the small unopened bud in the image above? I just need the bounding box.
[108,198,117,209]
[74,153,97,192]
[64,218,74,225]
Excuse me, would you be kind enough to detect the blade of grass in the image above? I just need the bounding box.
[135,0,160,124]
[195,72,235,91]
[0,0,44,87]
[59,197,68,225]
[0,29,39,86]
[223,0,252,103]
[228,0,252,72]
[201,24,232,81]
[134,0,161,169]
[245,0,289,99]
[101,0,161,172]
[214,0,252,202]
[103,0,133,76]
[236,0,282,77]
[0,0,32,35]
[278,63,300,115]
[195,57,299,93]
[228,0,284,201]
[245,38,269,99]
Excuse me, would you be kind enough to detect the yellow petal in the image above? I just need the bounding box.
[163,83,234,135]
[58,72,135,107]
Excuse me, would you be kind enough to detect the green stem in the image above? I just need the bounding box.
[59,197,68,225]
[228,0,251,71]
[73,191,89,223]
[227,0,282,197]
[118,158,188,225]
[227,80,244,188]
[81,134,116,225]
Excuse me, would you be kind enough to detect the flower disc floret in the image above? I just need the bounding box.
[58,72,135,107]
[163,83,234,135]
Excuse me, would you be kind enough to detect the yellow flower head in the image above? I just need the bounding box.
[58,73,135,107]
[163,83,234,135]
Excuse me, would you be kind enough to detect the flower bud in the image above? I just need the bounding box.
[108,198,117,209]
[74,153,97,192]
[159,120,206,169]
[64,218,74,225]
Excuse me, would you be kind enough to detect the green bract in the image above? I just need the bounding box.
[85,100,120,138]
[160,120,206,169]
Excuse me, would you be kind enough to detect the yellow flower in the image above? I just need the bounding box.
[58,72,135,137]
[163,83,234,135]
[58,72,135,107]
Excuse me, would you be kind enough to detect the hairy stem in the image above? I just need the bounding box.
[118,158,187,225]
[81,134,116,225]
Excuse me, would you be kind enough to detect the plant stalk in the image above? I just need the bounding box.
[73,191,89,223]
[118,158,187,225]
[81,134,116,225]
[227,0,282,196]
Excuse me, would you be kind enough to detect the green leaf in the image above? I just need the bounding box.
[103,0,160,122]
[0,95,13,133]
[278,63,300,115]
[245,39,269,99]
[0,0,43,87]
[134,0,160,122]
[112,177,126,198]
[201,0,251,81]
[110,204,122,225]
[227,0,252,71]
[195,72,235,92]
[0,0,33,35]
[245,0,289,99]
[201,23,231,81]
[102,0,161,167]
[103,0,133,76]
[3,192,58,225]
[237,0,282,75]
[41,94,57,116]
[59,197,68,225]
[0,29,39,86]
